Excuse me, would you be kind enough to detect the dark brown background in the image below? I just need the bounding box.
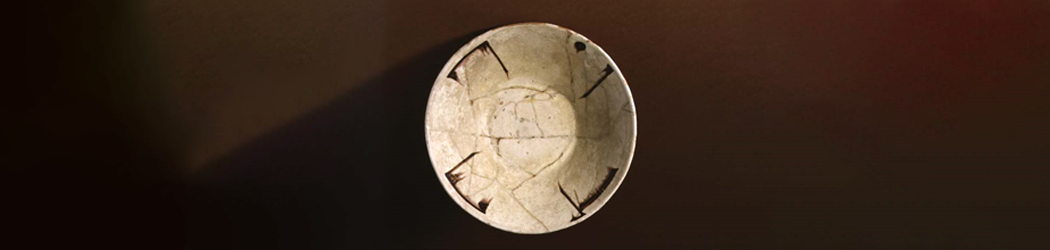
[37,0,1049,249]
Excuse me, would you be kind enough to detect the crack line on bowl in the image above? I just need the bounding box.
[563,30,577,104]
[469,85,551,103]
[510,191,549,232]
[430,129,603,141]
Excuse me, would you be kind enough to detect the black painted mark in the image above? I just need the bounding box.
[574,41,586,52]
[579,64,614,99]
[558,167,620,222]
[482,41,510,77]
[558,184,586,221]
[445,151,478,184]
[445,152,490,213]
[448,70,459,82]
[478,198,492,212]
[582,168,619,209]
[447,41,509,81]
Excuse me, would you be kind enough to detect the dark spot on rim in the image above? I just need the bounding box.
[478,198,491,213]
[574,41,586,52]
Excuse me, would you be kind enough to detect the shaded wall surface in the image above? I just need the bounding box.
[39,1,1050,249]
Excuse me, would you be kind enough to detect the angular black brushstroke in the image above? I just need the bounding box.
[580,168,619,211]
[448,70,459,82]
[579,64,614,99]
[558,167,620,222]
[558,184,586,221]
[446,41,509,82]
[444,152,489,213]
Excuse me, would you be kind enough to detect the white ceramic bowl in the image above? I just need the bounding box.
[425,23,637,234]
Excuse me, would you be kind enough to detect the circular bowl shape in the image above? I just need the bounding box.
[425,23,637,234]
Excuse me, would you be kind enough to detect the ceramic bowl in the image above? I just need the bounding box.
[425,23,637,234]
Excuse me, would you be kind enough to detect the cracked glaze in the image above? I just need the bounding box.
[425,23,637,234]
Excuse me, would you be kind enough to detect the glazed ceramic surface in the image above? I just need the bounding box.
[424,23,636,234]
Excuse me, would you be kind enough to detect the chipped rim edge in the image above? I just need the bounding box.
[423,22,638,234]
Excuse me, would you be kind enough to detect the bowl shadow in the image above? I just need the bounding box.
[184,30,492,249]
